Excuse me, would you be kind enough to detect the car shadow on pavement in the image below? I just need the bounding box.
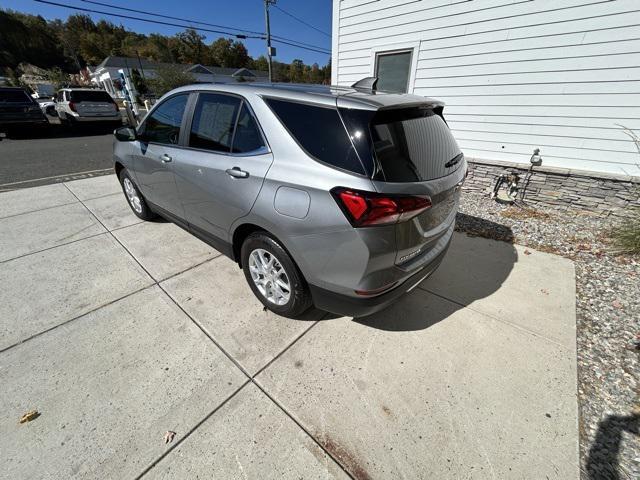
[353,214,517,332]
[586,412,639,480]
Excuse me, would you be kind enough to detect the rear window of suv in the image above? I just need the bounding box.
[265,98,365,175]
[0,89,32,103]
[340,106,462,182]
[69,90,114,102]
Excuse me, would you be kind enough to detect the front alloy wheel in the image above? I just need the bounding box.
[118,168,155,220]
[123,177,142,214]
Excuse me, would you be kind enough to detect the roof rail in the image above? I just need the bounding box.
[351,76,378,91]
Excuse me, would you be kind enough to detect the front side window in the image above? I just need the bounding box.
[140,94,188,145]
[189,93,241,153]
[265,98,364,175]
[375,50,412,93]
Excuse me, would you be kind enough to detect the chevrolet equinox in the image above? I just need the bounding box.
[113,81,466,318]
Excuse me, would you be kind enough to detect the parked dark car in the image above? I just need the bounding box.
[0,87,49,134]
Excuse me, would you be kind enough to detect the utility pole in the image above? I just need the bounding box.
[264,0,276,82]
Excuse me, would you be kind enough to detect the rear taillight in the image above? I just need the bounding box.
[69,101,77,112]
[332,187,431,227]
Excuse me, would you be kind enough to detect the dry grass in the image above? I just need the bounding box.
[610,212,640,256]
[500,205,552,221]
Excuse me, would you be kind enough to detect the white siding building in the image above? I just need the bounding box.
[332,0,640,178]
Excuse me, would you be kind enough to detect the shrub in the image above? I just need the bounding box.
[611,211,640,255]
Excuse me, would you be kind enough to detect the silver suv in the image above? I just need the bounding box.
[55,88,122,128]
[113,82,466,318]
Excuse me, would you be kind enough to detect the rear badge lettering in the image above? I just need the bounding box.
[400,249,421,262]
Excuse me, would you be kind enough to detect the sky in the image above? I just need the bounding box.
[3,0,333,65]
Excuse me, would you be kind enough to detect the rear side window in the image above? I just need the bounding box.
[189,93,240,153]
[0,89,31,103]
[140,94,188,145]
[69,90,113,102]
[232,103,265,153]
[265,98,364,175]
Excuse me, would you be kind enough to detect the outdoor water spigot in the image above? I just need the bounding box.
[530,148,542,166]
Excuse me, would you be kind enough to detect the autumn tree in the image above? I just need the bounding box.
[208,38,250,68]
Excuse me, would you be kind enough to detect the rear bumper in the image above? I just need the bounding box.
[71,115,122,123]
[309,237,451,318]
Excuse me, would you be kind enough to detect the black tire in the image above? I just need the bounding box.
[241,232,312,318]
[118,168,156,220]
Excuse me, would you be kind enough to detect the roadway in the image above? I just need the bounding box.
[0,126,115,191]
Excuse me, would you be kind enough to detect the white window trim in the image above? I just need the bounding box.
[369,42,420,93]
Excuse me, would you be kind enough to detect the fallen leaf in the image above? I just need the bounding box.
[163,431,176,444]
[524,249,531,255]
[19,410,40,424]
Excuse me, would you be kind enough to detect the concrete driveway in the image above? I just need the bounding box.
[0,175,579,479]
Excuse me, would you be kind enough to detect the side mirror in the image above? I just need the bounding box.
[114,126,136,142]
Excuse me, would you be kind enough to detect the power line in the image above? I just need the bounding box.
[33,0,330,54]
[34,0,261,38]
[79,0,330,52]
[273,4,331,37]
[271,38,330,55]
[80,0,264,36]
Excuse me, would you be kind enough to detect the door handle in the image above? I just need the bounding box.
[160,153,172,163]
[225,167,249,179]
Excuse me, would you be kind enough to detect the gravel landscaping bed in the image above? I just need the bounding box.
[457,189,639,480]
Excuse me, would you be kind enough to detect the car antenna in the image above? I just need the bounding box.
[351,77,378,91]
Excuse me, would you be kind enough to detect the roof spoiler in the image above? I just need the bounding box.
[351,76,378,91]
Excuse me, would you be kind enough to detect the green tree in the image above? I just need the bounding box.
[250,55,269,73]
[309,63,323,84]
[207,38,250,68]
[148,64,195,96]
[130,68,148,95]
[45,67,71,89]
[176,28,206,64]
[289,59,305,83]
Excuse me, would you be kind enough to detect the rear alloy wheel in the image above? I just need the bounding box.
[249,249,291,306]
[118,169,155,220]
[241,233,312,318]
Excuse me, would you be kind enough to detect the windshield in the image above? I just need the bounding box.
[0,89,32,103]
[69,90,113,102]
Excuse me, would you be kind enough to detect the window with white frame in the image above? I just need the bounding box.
[374,50,413,93]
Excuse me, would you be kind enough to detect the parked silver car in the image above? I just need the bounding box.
[113,81,466,317]
[55,88,122,127]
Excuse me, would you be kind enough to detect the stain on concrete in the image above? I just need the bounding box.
[318,434,372,480]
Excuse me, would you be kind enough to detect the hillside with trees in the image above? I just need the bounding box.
[0,9,331,85]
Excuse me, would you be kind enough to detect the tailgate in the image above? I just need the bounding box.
[375,172,463,270]
[76,102,116,116]
[363,105,465,269]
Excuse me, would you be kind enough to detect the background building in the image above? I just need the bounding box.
[90,56,268,97]
[331,0,640,197]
